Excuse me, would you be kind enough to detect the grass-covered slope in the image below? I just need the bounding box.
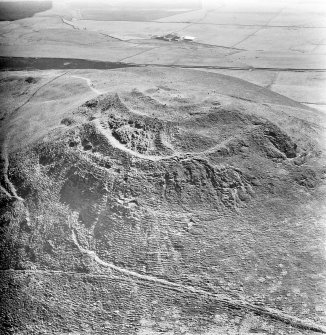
[1,68,326,334]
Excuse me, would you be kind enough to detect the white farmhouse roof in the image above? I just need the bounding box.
[183,36,195,40]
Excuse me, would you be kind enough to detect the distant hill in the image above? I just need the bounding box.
[0,1,52,21]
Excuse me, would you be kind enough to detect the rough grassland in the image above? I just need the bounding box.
[0,68,326,334]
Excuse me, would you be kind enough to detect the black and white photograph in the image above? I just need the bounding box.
[0,0,326,334]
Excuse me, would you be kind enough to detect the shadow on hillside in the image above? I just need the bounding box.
[0,1,52,21]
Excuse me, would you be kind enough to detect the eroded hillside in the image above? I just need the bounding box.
[1,68,326,334]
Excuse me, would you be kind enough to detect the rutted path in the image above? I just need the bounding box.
[62,76,183,162]
[0,72,103,200]
[71,75,103,95]
[93,119,175,161]
[0,138,23,201]
[0,73,101,200]
[93,119,258,162]
[94,118,211,162]
[0,71,68,201]
[70,229,326,333]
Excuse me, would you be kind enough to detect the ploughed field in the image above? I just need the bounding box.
[0,67,326,334]
[1,0,325,112]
